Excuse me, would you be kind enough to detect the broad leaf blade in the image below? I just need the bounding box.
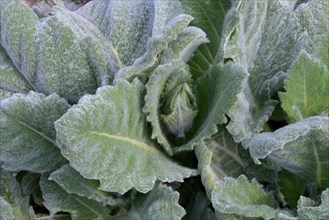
[0,92,69,172]
[195,127,279,219]
[114,14,194,82]
[195,126,246,198]
[35,6,118,102]
[279,51,329,122]
[179,63,246,152]
[0,0,39,86]
[224,0,305,146]
[249,116,329,189]
[40,175,112,220]
[0,45,32,93]
[180,0,232,77]
[295,0,329,54]
[49,164,122,206]
[117,184,186,220]
[1,1,120,103]
[77,0,185,67]
[55,79,193,194]
[160,26,209,64]
[77,0,153,67]
[211,175,276,220]
[278,170,306,208]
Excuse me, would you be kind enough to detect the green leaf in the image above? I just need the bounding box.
[161,81,198,138]
[295,0,329,54]
[35,6,118,103]
[1,1,120,103]
[40,175,112,220]
[77,0,184,67]
[114,14,194,82]
[180,0,232,77]
[0,45,32,93]
[278,170,306,208]
[314,36,329,70]
[179,63,246,152]
[249,116,329,189]
[195,126,246,198]
[279,51,329,122]
[0,0,39,87]
[116,184,186,220]
[211,175,276,220]
[49,164,123,206]
[55,79,194,194]
[144,61,197,154]
[0,92,69,172]
[160,26,209,64]
[143,62,185,154]
[223,0,305,146]
[0,169,35,220]
[297,188,329,220]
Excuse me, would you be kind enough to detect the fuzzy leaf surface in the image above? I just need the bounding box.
[49,164,121,206]
[0,45,32,94]
[295,0,329,54]
[211,175,275,220]
[116,184,185,220]
[195,126,246,198]
[77,0,184,67]
[179,63,246,152]
[279,51,329,122]
[0,92,69,172]
[40,175,111,220]
[0,0,39,87]
[55,79,193,194]
[223,0,305,146]
[249,116,329,189]
[144,61,195,154]
[297,188,329,220]
[114,14,194,82]
[1,1,119,102]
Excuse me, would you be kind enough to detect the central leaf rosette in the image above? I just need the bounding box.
[161,80,198,138]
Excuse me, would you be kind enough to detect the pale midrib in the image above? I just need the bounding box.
[218,144,244,167]
[37,214,70,220]
[12,118,57,147]
[303,67,308,117]
[312,141,322,188]
[74,197,106,218]
[195,0,221,42]
[89,131,163,156]
[109,41,124,68]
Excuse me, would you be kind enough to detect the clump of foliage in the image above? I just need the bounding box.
[0,0,328,219]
